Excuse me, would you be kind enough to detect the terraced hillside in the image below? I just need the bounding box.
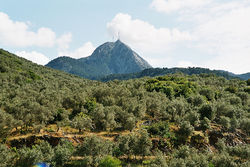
[0,49,249,167]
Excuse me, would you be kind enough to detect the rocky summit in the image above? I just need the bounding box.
[46,40,152,79]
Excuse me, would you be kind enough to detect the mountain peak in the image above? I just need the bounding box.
[114,39,131,49]
[46,40,152,79]
[115,39,123,44]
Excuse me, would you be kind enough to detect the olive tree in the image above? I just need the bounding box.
[71,112,92,133]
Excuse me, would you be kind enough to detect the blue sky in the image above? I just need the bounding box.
[0,0,249,74]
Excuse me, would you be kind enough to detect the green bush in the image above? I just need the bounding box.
[244,86,250,94]
[15,146,43,167]
[225,86,238,93]
[199,104,215,120]
[178,121,194,137]
[77,135,113,165]
[200,88,215,101]
[200,117,211,131]
[185,111,200,127]
[229,96,241,105]
[149,151,167,167]
[52,139,74,166]
[99,156,122,167]
[147,121,170,138]
[227,144,250,159]
[212,153,237,167]
[187,95,204,107]
[240,118,250,134]
[219,116,230,130]
[0,144,15,167]
[247,79,250,86]
[216,138,226,152]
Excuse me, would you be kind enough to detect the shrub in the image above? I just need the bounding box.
[212,153,237,167]
[185,153,209,167]
[216,138,226,152]
[219,116,230,130]
[237,92,248,105]
[149,150,167,167]
[200,117,211,131]
[178,121,194,137]
[37,141,54,164]
[15,146,43,167]
[169,158,186,167]
[225,86,238,93]
[0,63,7,73]
[185,111,200,127]
[193,95,205,106]
[227,144,250,159]
[229,117,238,132]
[200,88,215,101]
[163,86,174,99]
[174,145,192,159]
[240,118,250,134]
[135,130,152,158]
[147,121,170,138]
[171,146,210,167]
[199,104,215,120]
[52,139,74,166]
[99,156,122,167]
[0,144,15,167]
[77,136,113,165]
[244,86,250,94]
[166,98,188,123]
[71,112,92,133]
[247,79,250,86]
[187,95,205,107]
[229,96,241,105]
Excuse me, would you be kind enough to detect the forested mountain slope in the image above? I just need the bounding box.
[0,49,249,167]
[99,67,249,81]
[238,72,250,80]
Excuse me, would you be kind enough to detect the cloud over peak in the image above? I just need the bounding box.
[107,13,191,54]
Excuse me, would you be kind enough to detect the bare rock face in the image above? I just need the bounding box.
[46,40,152,79]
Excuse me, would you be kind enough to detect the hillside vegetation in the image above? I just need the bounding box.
[99,67,250,81]
[0,49,249,167]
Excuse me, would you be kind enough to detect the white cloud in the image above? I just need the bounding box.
[147,56,174,68]
[56,33,72,51]
[177,61,196,68]
[192,1,250,74]
[150,0,211,14]
[0,12,56,47]
[15,51,50,65]
[0,12,72,49]
[205,50,250,74]
[59,42,95,59]
[194,4,250,48]
[107,13,191,55]
[150,0,250,73]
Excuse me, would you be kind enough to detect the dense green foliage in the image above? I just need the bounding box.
[0,49,249,166]
[99,67,250,81]
[99,156,122,167]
